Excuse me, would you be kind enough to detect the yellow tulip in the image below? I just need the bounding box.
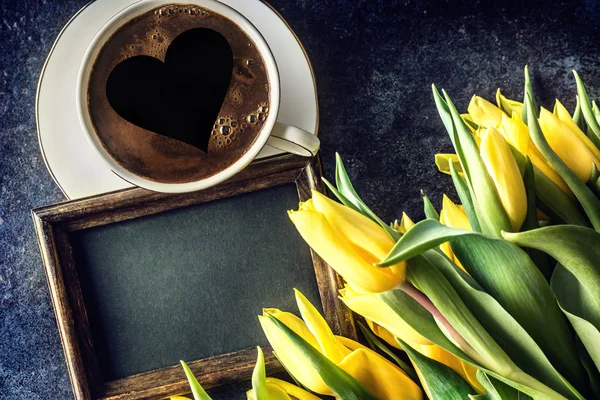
[439,195,470,272]
[339,285,484,394]
[393,212,415,234]
[468,95,504,128]
[260,290,423,400]
[479,127,528,231]
[554,100,600,162]
[539,107,600,182]
[496,89,523,117]
[288,190,405,293]
[246,378,321,400]
[498,112,571,195]
[434,154,462,177]
[440,195,471,231]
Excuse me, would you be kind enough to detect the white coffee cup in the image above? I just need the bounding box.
[77,0,319,193]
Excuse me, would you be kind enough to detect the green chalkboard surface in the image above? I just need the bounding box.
[69,183,321,382]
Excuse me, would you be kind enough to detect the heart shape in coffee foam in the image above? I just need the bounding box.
[106,28,233,153]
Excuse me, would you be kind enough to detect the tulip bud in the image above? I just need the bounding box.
[468,95,504,128]
[439,195,470,271]
[538,107,600,182]
[260,290,423,400]
[554,100,600,163]
[498,112,571,195]
[480,127,528,231]
[288,190,406,293]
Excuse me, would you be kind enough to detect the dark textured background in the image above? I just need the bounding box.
[2,0,600,398]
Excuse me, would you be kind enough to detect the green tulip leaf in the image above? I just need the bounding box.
[422,250,584,399]
[435,86,512,236]
[573,95,586,133]
[520,158,552,279]
[357,321,419,382]
[450,162,482,232]
[267,316,379,400]
[573,71,600,147]
[251,347,269,400]
[532,166,590,227]
[525,92,600,231]
[330,153,401,240]
[552,265,600,374]
[503,225,600,372]
[406,255,516,374]
[477,370,522,400]
[397,337,476,399]
[379,219,584,390]
[181,361,212,400]
[592,100,600,132]
[422,192,440,220]
[577,334,600,398]
[587,163,600,197]
[521,66,538,124]
[378,288,568,399]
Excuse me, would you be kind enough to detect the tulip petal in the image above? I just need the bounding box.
[496,89,524,117]
[258,315,331,395]
[268,378,321,400]
[441,195,471,231]
[338,348,423,400]
[468,96,503,128]
[294,289,351,364]
[367,320,403,349]
[247,384,291,400]
[289,206,404,293]
[263,309,320,349]
[357,321,420,382]
[395,212,415,234]
[310,190,395,261]
[339,285,431,345]
[332,153,401,240]
[268,315,380,399]
[247,378,321,400]
[479,127,527,231]
[499,112,529,155]
[435,153,463,176]
[555,99,600,162]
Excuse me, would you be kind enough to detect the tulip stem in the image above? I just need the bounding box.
[400,282,475,355]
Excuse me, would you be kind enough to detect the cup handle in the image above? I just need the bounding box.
[266,121,320,157]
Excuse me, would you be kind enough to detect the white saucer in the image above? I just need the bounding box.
[36,0,319,200]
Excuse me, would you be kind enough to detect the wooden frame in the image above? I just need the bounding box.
[32,154,357,400]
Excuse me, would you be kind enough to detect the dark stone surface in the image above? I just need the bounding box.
[1,0,600,398]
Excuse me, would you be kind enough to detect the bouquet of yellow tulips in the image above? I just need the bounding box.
[173,67,600,400]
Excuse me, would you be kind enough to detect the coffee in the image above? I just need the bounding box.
[87,4,271,184]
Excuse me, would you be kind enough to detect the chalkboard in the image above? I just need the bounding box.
[69,183,322,381]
